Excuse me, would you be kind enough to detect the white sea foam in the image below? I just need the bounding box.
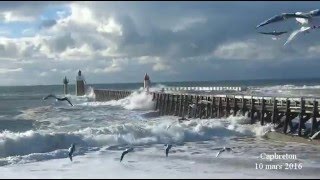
[0,114,272,165]
[82,90,154,110]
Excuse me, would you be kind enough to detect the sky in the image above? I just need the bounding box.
[1,1,320,86]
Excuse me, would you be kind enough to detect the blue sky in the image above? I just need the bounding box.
[1,1,320,85]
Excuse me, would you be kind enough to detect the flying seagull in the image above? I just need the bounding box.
[256,13,309,28]
[68,143,76,161]
[165,144,172,157]
[214,147,234,157]
[43,94,74,106]
[258,30,288,40]
[282,9,320,45]
[120,147,134,162]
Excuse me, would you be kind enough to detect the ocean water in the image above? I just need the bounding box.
[1,79,320,178]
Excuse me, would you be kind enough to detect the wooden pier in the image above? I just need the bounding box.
[93,89,320,138]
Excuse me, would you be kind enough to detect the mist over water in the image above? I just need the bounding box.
[1,80,320,178]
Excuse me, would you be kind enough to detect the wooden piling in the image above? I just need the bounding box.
[311,100,318,136]
[241,96,246,116]
[217,97,222,118]
[283,99,291,134]
[250,98,255,124]
[225,97,230,117]
[298,98,305,136]
[260,98,266,125]
[233,96,237,116]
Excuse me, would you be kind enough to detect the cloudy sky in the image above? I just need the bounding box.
[1,1,320,86]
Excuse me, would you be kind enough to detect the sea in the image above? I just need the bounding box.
[0,79,320,178]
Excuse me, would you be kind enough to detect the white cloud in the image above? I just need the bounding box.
[172,17,206,32]
[0,68,23,74]
[93,58,127,74]
[59,44,94,61]
[152,62,171,71]
[0,11,35,23]
[137,56,171,72]
[39,72,48,76]
[213,40,276,60]
[96,17,123,36]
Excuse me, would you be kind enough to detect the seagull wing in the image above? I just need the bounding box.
[120,151,126,162]
[166,148,170,157]
[258,32,275,35]
[68,154,73,161]
[43,94,57,100]
[257,13,309,28]
[216,149,225,157]
[66,98,74,106]
[308,9,320,17]
[284,26,310,46]
[310,130,320,140]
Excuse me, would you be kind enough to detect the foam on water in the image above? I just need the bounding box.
[0,113,273,165]
[82,90,154,110]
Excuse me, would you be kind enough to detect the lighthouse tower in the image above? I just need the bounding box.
[144,73,151,92]
[76,70,85,96]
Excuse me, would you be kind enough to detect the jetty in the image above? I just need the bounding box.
[72,71,320,140]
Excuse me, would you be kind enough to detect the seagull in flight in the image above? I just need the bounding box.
[213,147,234,157]
[120,147,134,162]
[258,30,288,40]
[165,144,172,157]
[43,94,74,106]
[68,143,76,161]
[283,9,320,45]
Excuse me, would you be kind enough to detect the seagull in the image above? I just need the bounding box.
[165,144,172,157]
[43,94,74,106]
[256,13,309,28]
[68,143,76,161]
[282,9,320,45]
[120,147,134,162]
[214,147,234,157]
[258,30,288,40]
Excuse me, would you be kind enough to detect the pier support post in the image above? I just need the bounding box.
[217,97,222,118]
[199,96,204,119]
[283,99,291,134]
[184,95,188,118]
[179,95,184,117]
[250,98,255,124]
[298,98,305,136]
[241,96,246,116]
[158,94,163,115]
[225,97,230,117]
[174,95,179,116]
[165,94,170,115]
[195,96,199,118]
[206,97,211,118]
[311,100,318,136]
[271,98,278,124]
[260,98,266,125]
[233,96,237,116]
[211,97,215,118]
